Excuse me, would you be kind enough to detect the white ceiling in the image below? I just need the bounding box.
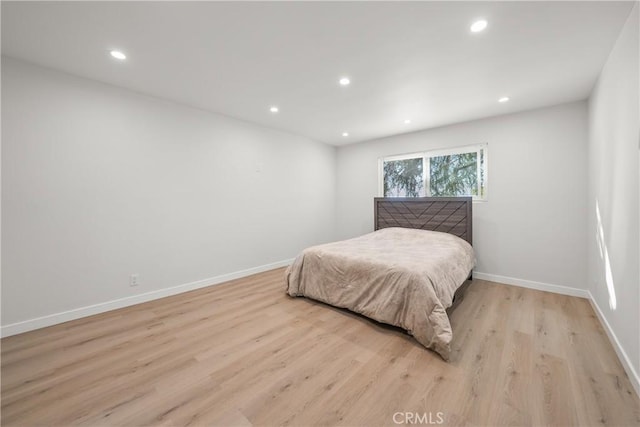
[1,1,634,146]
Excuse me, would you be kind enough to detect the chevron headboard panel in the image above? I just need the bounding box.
[374,197,473,245]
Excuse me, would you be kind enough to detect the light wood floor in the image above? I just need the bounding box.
[2,268,639,427]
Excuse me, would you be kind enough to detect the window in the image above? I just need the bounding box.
[379,143,488,200]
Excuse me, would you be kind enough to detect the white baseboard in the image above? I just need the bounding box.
[1,258,294,338]
[473,271,590,298]
[587,292,640,397]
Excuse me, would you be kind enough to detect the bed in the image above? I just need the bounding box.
[285,197,475,359]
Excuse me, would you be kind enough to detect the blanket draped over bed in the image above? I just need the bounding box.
[285,227,476,359]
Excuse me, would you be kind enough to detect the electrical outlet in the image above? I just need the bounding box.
[130,274,140,287]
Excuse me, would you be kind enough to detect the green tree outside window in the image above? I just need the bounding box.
[381,145,487,199]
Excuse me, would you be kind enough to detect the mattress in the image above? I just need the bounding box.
[285,227,476,359]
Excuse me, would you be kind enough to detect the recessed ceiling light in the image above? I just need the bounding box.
[342,132,349,137]
[110,50,126,60]
[270,106,279,113]
[498,96,510,103]
[404,119,411,124]
[339,77,351,86]
[470,20,488,33]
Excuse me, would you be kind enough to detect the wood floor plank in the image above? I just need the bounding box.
[2,268,638,426]
[488,330,533,427]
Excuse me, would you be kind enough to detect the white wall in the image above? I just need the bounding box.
[588,4,639,384]
[1,57,337,331]
[336,102,588,293]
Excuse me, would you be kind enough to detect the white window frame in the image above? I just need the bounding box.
[378,143,488,201]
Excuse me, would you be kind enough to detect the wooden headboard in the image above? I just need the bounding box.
[374,197,473,245]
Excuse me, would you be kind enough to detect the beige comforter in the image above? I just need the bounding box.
[285,227,476,359]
